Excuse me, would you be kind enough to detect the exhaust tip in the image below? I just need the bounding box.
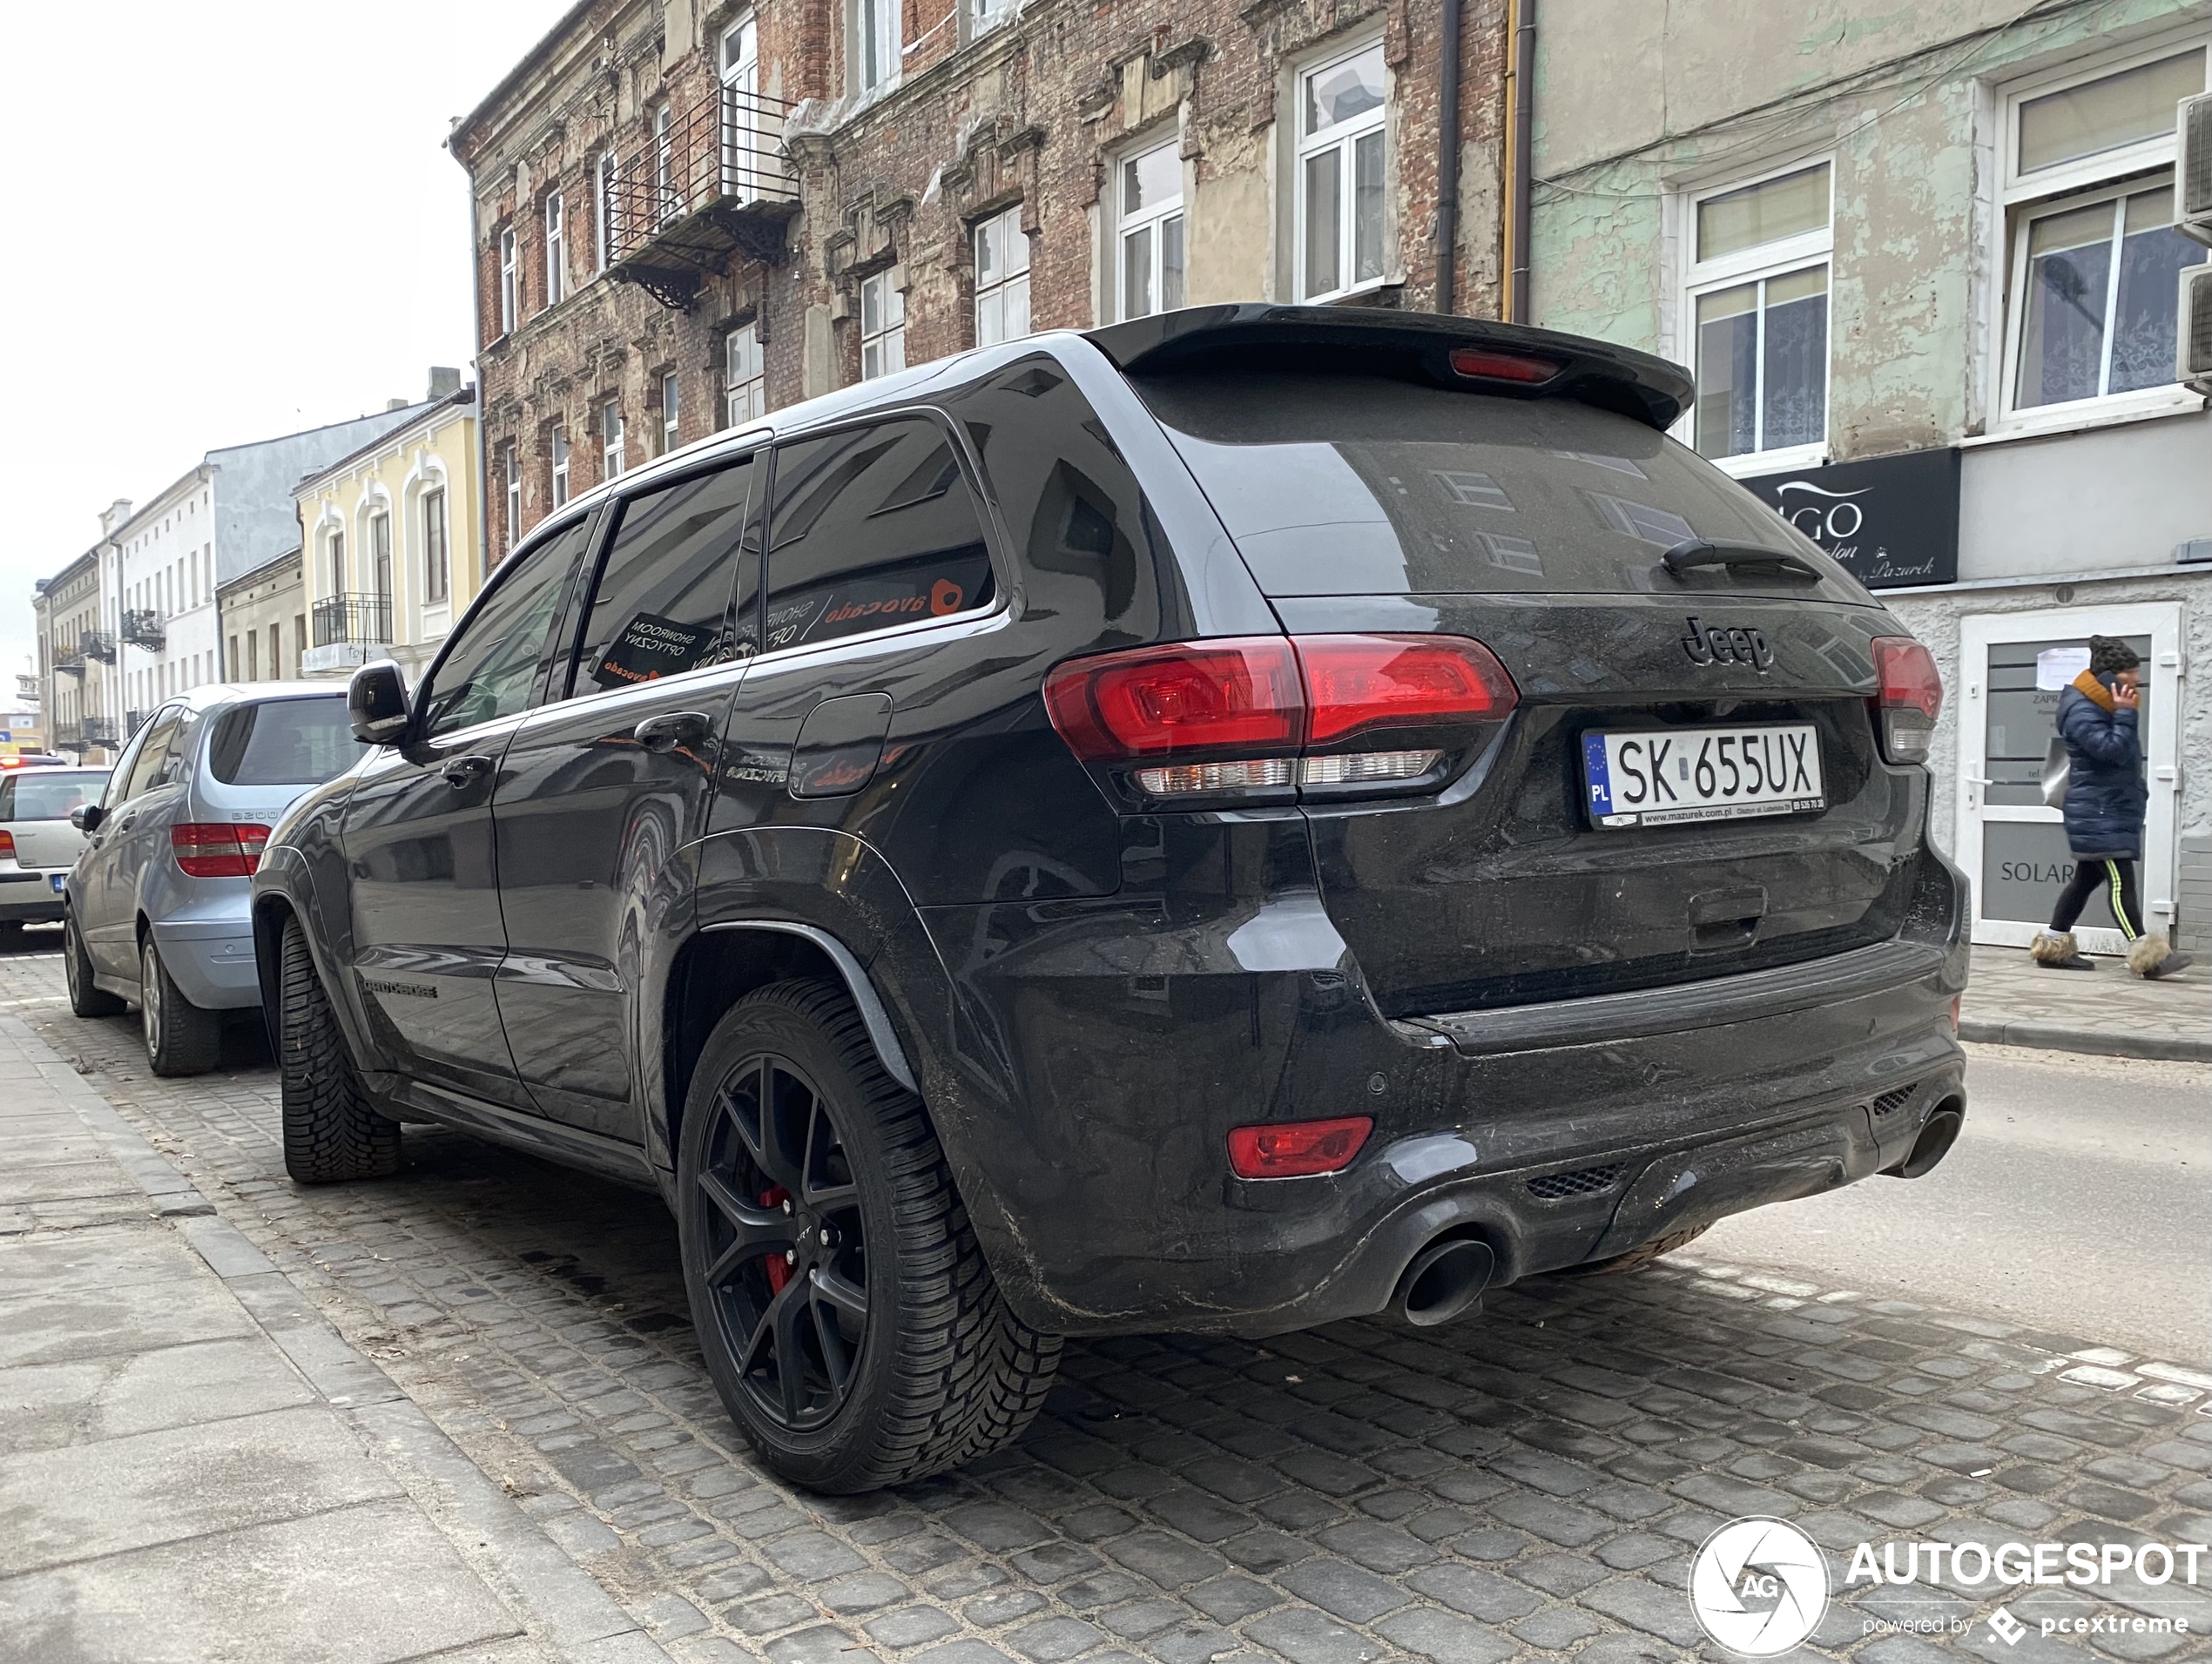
[1887,1102,1963,1180]
[1396,1236,1496,1328]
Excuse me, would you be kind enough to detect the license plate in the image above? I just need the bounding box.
[48,874,65,894]
[1582,724,1824,828]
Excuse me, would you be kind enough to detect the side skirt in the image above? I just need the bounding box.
[368,1072,664,1194]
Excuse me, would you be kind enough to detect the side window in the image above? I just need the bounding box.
[570,456,757,696]
[121,709,184,801]
[100,727,153,809]
[419,518,595,738]
[0,778,16,820]
[764,420,995,654]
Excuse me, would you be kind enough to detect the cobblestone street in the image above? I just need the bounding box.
[6,941,2209,1664]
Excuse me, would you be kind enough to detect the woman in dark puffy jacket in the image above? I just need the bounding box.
[2028,636,2190,978]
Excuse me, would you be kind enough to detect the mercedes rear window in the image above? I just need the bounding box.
[207,697,355,786]
[1134,371,1858,599]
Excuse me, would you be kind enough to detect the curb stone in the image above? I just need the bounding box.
[1957,1016,2212,1063]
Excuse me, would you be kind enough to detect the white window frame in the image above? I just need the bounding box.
[1672,153,1835,478]
[725,324,766,423]
[601,401,625,479]
[595,152,618,271]
[860,273,905,380]
[1291,37,1391,304]
[653,104,678,224]
[498,227,518,335]
[502,442,522,555]
[1991,37,2211,439]
[974,206,1032,347]
[1116,140,1184,322]
[422,486,449,604]
[722,17,760,202]
[661,371,682,452]
[543,192,566,307]
[969,0,1015,41]
[551,422,570,509]
[853,0,899,98]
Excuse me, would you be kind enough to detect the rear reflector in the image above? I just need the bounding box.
[172,822,272,879]
[1227,1115,1373,1179]
[1870,637,1942,765]
[1045,635,1518,798]
[1448,347,1562,384]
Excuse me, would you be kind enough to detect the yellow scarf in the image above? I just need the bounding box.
[2070,669,2114,713]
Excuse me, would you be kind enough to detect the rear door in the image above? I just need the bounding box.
[87,706,187,979]
[491,455,759,1140]
[1136,369,1915,1016]
[342,515,594,1107]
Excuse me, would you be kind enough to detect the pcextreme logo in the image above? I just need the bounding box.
[1689,1518,1830,1655]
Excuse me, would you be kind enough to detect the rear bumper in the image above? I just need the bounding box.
[923,874,1969,1338]
[0,870,65,922]
[148,916,262,1009]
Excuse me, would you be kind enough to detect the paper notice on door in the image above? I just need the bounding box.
[2035,645,2090,691]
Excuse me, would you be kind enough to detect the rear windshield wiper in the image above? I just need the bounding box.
[1660,538,1823,583]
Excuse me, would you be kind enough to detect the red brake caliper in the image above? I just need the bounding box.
[760,1187,791,1293]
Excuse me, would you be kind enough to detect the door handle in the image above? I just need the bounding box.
[633,711,711,753]
[440,754,493,787]
[118,814,137,831]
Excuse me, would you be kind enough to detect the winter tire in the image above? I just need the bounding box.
[1566,1222,1712,1276]
[678,979,1061,1493]
[64,911,125,1018]
[278,914,400,1182]
[140,935,223,1077]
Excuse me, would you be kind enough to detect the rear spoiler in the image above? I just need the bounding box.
[1084,305,1694,432]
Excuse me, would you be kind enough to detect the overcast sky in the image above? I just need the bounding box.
[0,1,571,688]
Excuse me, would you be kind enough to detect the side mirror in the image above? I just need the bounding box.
[71,803,104,833]
[348,659,411,744]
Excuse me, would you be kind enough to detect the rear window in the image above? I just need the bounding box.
[1136,371,1858,599]
[10,773,108,819]
[206,698,355,786]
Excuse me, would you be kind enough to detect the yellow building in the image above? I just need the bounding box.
[293,379,483,682]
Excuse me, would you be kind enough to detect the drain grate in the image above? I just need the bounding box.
[1527,1163,1626,1201]
[1869,1086,1915,1117]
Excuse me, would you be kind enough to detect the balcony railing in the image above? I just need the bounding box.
[80,716,117,748]
[120,609,165,651]
[125,709,148,738]
[52,719,82,751]
[79,629,116,664]
[313,593,393,648]
[55,651,85,679]
[606,84,799,309]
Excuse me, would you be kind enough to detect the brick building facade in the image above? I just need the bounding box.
[450,0,1512,554]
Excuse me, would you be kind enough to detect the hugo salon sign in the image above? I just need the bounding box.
[1741,448,1960,589]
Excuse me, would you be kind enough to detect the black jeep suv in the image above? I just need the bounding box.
[253,307,1968,1492]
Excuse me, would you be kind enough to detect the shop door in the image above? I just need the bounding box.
[1957,603,2182,953]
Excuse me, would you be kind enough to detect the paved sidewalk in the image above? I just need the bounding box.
[0,1010,671,1664]
[1959,945,2210,1063]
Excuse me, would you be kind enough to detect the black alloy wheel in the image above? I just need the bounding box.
[693,1053,872,1432]
[678,980,1062,1492]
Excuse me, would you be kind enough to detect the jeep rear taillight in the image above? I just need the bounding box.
[1043,635,1518,800]
[1870,637,1942,765]
[172,822,271,879]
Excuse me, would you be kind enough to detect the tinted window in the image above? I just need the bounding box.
[1135,372,1858,599]
[119,709,185,802]
[421,517,594,738]
[573,457,756,694]
[207,698,354,785]
[765,420,995,653]
[8,773,108,820]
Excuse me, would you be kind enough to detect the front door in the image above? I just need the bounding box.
[342,512,596,1106]
[494,455,759,1140]
[1957,603,2182,953]
[86,705,187,980]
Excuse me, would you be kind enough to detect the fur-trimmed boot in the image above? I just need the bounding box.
[2127,934,2194,980]
[2029,930,2095,971]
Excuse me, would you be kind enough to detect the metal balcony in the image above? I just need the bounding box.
[607,84,799,309]
[80,716,117,748]
[79,629,116,664]
[120,610,165,651]
[306,592,393,674]
[55,651,85,679]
